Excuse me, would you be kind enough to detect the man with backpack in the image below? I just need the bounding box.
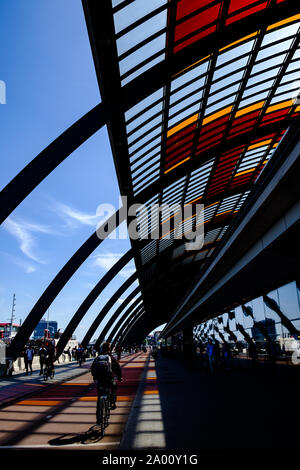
[91,342,122,423]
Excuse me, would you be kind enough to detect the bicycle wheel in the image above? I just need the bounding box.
[110,390,116,409]
[104,397,110,427]
[43,368,48,381]
[96,398,105,435]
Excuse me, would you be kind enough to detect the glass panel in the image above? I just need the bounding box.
[126,104,162,133]
[170,77,205,105]
[247,67,280,86]
[133,165,160,185]
[243,79,274,97]
[226,3,267,26]
[280,69,300,84]
[292,47,300,60]
[176,0,215,20]
[127,115,162,144]
[117,11,167,56]
[171,61,209,91]
[285,58,300,74]
[251,53,287,75]
[134,172,159,191]
[216,40,255,67]
[207,82,240,106]
[239,91,269,108]
[131,147,160,167]
[210,70,244,93]
[255,38,294,62]
[169,89,203,117]
[132,160,160,180]
[205,95,235,115]
[112,0,126,7]
[261,22,300,47]
[129,136,161,158]
[128,126,161,152]
[119,34,165,75]
[278,281,300,320]
[168,104,199,128]
[276,81,299,95]
[242,302,254,329]
[263,289,283,340]
[235,306,245,329]
[174,25,216,53]
[125,88,163,122]
[174,3,221,42]
[228,0,258,14]
[114,0,167,34]
[269,91,295,105]
[213,55,249,81]
[121,53,165,86]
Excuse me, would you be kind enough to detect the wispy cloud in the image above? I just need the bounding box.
[119,266,136,279]
[92,253,136,279]
[2,252,37,274]
[3,217,58,263]
[93,253,123,271]
[52,201,100,228]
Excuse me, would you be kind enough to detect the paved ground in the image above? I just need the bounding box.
[121,353,300,451]
[0,350,299,456]
[0,358,94,406]
[0,352,148,450]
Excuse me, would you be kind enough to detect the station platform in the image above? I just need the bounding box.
[0,350,299,454]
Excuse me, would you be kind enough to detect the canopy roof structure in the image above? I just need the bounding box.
[83,0,300,342]
[3,0,300,357]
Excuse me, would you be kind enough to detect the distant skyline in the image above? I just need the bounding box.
[0,0,164,341]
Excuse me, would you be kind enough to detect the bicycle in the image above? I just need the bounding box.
[43,362,55,381]
[96,386,111,435]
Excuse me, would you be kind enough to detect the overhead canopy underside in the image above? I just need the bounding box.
[83,0,300,342]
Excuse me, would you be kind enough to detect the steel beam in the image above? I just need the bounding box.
[7,209,123,360]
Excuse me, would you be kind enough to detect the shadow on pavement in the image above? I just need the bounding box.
[48,425,104,446]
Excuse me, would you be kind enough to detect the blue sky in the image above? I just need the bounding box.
[0,0,149,341]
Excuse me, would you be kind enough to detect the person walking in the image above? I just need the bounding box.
[25,345,34,375]
[38,345,47,375]
[76,344,84,366]
[222,342,231,371]
[206,339,215,373]
[116,344,122,361]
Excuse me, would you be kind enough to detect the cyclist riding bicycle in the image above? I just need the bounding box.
[91,342,122,424]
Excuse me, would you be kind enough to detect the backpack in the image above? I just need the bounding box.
[92,354,112,382]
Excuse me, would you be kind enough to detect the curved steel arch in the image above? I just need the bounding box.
[0,104,105,226]
[116,309,146,348]
[109,304,144,348]
[94,293,142,350]
[111,305,145,348]
[108,301,144,345]
[81,272,138,348]
[121,315,154,347]
[123,314,159,347]
[8,209,124,360]
[106,298,143,345]
[4,0,295,363]
[55,248,134,358]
